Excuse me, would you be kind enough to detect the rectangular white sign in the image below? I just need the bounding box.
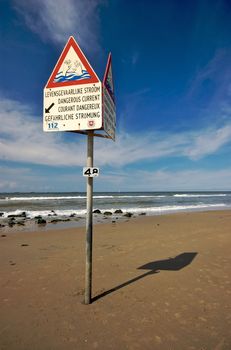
[83,167,100,177]
[43,82,102,132]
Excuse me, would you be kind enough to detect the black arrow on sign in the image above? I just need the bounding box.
[45,103,55,113]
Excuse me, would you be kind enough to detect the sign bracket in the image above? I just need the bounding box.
[69,130,112,139]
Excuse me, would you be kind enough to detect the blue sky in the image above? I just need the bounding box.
[1,0,231,192]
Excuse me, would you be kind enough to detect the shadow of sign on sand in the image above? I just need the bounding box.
[93,252,197,302]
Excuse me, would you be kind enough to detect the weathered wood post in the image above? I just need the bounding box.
[85,131,94,304]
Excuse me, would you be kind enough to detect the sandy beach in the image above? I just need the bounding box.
[0,210,231,349]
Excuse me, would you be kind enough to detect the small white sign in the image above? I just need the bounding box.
[83,167,100,177]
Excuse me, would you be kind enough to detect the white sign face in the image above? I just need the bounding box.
[44,83,102,132]
[43,36,102,132]
[83,167,100,177]
[103,53,116,140]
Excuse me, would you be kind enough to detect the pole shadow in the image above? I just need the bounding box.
[92,252,197,302]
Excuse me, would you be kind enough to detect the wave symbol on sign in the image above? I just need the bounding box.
[54,59,91,83]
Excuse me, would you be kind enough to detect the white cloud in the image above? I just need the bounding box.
[13,0,103,51]
[100,168,231,191]
[132,52,139,66]
[1,97,231,168]
[1,164,231,192]
[0,166,30,191]
[185,124,231,160]
[94,121,231,166]
[0,97,86,166]
[187,49,231,108]
[0,165,85,192]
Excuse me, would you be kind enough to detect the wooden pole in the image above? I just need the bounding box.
[85,131,94,304]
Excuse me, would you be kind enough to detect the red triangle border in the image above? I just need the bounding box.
[46,36,99,88]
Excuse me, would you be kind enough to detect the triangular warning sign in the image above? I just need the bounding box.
[46,36,99,88]
[103,53,115,103]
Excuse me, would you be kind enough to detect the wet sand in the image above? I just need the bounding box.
[0,210,231,349]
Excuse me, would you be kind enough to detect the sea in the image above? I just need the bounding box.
[0,191,231,221]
